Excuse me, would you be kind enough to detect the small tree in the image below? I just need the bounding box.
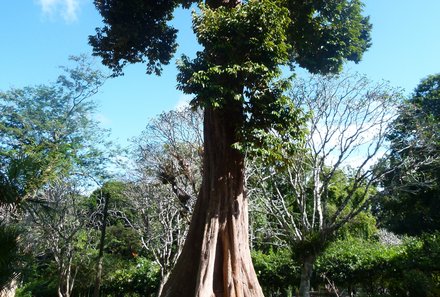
[88,180,141,297]
[251,73,401,296]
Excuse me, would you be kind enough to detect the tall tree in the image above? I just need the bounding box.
[89,1,371,296]
[0,55,108,294]
[376,74,440,235]
[250,73,401,296]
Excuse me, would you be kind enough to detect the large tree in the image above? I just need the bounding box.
[89,1,371,296]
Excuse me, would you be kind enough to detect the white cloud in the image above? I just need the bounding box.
[175,94,193,111]
[37,0,80,23]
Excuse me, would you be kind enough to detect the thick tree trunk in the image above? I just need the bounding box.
[160,104,264,297]
[298,255,315,297]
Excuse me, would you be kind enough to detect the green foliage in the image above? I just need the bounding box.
[0,225,21,289]
[177,0,292,106]
[413,73,440,115]
[105,224,143,259]
[377,74,440,235]
[0,55,108,200]
[285,0,371,74]
[0,173,20,205]
[101,257,161,297]
[336,211,378,241]
[316,234,440,297]
[389,269,440,297]
[252,248,299,296]
[403,233,440,276]
[316,238,401,289]
[15,259,59,297]
[16,278,57,297]
[382,234,440,297]
[89,0,197,76]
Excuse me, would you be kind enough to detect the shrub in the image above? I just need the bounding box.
[252,248,300,296]
[316,234,440,297]
[101,257,160,297]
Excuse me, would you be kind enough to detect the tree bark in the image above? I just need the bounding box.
[160,103,264,297]
[298,255,315,297]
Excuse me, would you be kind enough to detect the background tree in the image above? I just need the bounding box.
[89,0,372,295]
[87,180,142,297]
[0,55,109,294]
[0,55,107,201]
[127,107,203,295]
[250,73,401,297]
[375,74,440,235]
[133,107,203,214]
[24,180,92,297]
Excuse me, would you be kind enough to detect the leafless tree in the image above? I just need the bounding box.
[124,182,186,295]
[250,73,402,297]
[23,180,93,297]
[126,107,203,295]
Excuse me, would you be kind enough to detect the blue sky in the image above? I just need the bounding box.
[1,0,439,146]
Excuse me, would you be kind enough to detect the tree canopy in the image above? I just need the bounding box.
[90,0,371,76]
[0,55,107,202]
[90,0,371,156]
